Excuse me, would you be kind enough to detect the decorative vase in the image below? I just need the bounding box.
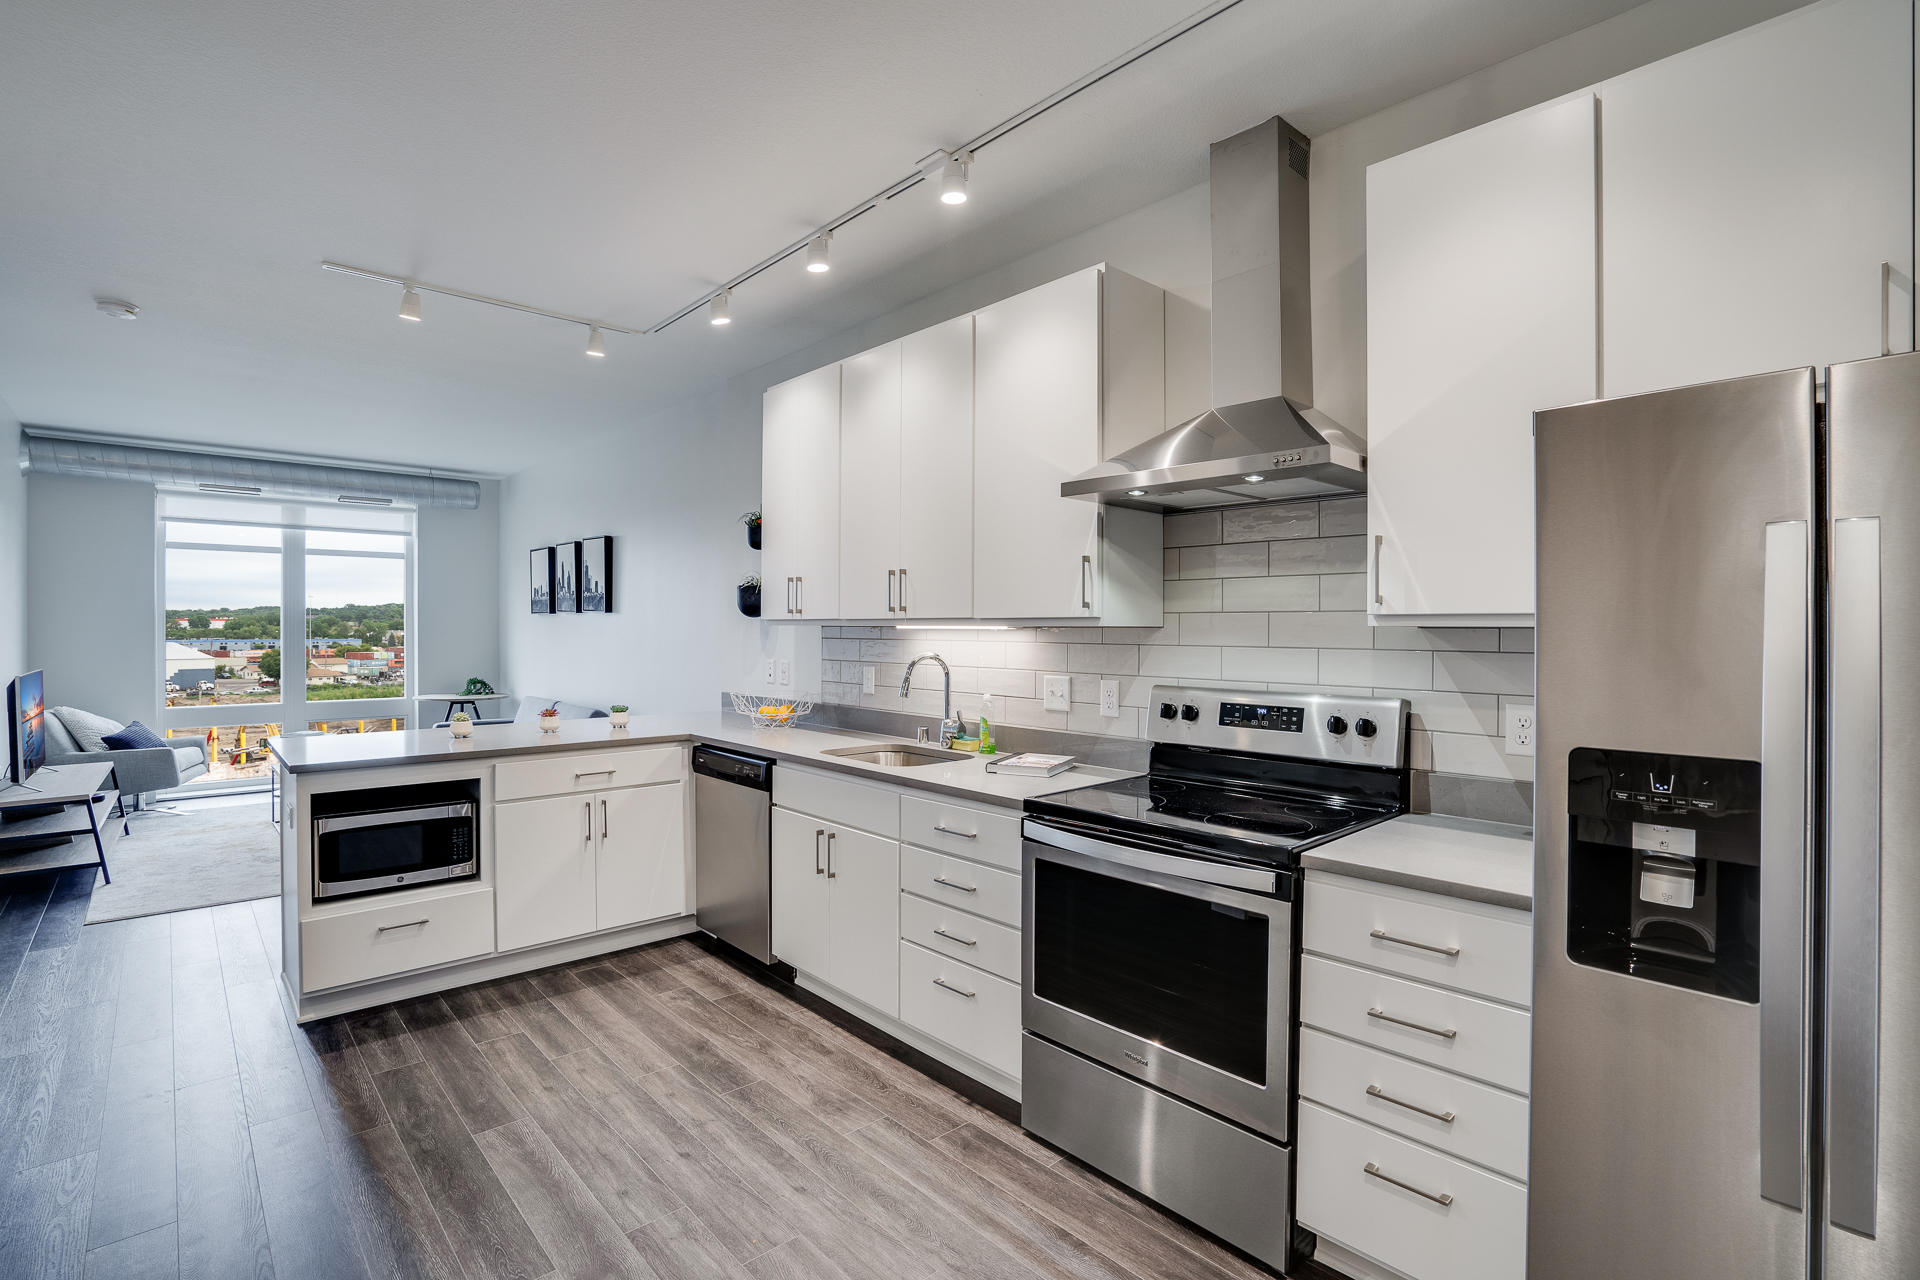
[449,720,473,739]
[610,710,630,728]
[738,584,761,617]
[538,717,559,733]
[747,523,762,550]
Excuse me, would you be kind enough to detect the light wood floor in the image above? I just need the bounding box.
[0,866,1289,1280]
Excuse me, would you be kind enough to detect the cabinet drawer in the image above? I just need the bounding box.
[1300,955,1531,1094]
[301,887,495,993]
[494,746,682,801]
[1299,1028,1529,1181]
[1297,1101,1526,1280]
[899,845,1021,927]
[898,941,1021,1079]
[900,794,1021,871]
[774,764,900,837]
[1305,873,1532,1007]
[900,892,1021,982]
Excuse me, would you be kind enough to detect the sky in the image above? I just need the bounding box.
[163,549,405,611]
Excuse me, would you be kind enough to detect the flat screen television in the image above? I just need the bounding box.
[8,670,46,788]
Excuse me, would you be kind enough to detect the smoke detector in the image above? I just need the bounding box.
[94,297,139,320]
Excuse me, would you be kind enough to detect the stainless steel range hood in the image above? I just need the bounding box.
[1064,117,1366,511]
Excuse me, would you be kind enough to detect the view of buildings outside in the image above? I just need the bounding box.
[168,714,409,784]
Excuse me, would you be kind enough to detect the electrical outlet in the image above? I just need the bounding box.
[777,659,792,687]
[861,666,875,694]
[1042,675,1070,712]
[1099,679,1120,718]
[1504,702,1535,756]
[763,659,776,684]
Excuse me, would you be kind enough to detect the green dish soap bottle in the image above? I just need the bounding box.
[978,695,997,755]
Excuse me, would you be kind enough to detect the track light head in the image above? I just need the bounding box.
[585,326,606,358]
[940,150,971,205]
[709,290,732,326]
[398,286,422,322]
[805,233,832,273]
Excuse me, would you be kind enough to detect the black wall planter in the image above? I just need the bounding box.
[738,583,761,617]
[746,522,762,550]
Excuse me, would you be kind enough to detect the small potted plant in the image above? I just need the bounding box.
[608,703,630,729]
[740,509,762,550]
[537,706,561,733]
[738,574,762,618]
[448,711,474,739]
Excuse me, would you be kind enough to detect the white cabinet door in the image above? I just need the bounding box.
[973,268,1103,619]
[898,315,974,619]
[1366,94,1597,625]
[823,823,899,1017]
[595,782,686,931]
[771,806,830,977]
[762,363,841,619]
[494,794,598,952]
[1600,0,1913,398]
[838,341,903,620]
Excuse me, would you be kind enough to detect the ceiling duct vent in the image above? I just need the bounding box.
[21,432,479,509]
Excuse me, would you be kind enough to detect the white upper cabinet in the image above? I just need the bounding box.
[762,362,841,619]
[1367,94,1598,626]
[1599,0,1913,398]
[838,340,904,620]
[973,265,1165,624]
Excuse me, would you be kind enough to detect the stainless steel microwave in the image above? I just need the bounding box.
[313,790,478,900]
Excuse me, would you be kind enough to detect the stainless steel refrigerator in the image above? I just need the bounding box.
[1531,351,1919,1279]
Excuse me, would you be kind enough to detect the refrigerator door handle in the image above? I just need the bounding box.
[1829,516,1883,1236]
[1758,519,1810,1211]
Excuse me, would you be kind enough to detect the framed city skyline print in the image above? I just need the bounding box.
[529,547,555,614]
[580,536,612,612]
[555,540,581,612]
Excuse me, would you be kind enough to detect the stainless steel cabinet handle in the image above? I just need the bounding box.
[583,801,593,846]
[814,828,824,876]
[574,769,615,780]
[1758,519,1810,1211]
[1370,928,1460,958]
[795,576,803,615]
[1881,260,1893,356]
[932,875,977,894]
[375,919,428,933]
[1366,1083,1455,1124]
[825,830,836,879]
[1372,534,1384,607]
[887,569,897,614]
[933,927,978,948]
[897,567,907,615]
[1829,516,1882,1233]
[1364,1162,1453,1207]
[932,976,976,999]
[600,797,608,841]
[933,824,977,839]
[1367,1007,1457,1040]
[1080,554,1092,610]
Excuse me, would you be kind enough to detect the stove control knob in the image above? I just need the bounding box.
[1180,704,1200,722]
[1326,715,1349,736]
[1158,702,1178,721]
[1355,717,1378,739]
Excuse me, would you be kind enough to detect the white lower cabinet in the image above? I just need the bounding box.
[770,804,900,1017]
[301,885,496,993]
[595,782,687,932]
[496,779,688,953]
[898,939,1021,1079]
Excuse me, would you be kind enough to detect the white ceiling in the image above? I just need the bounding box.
[0,0,1660,475]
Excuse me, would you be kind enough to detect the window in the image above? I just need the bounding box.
[158,497,414,791]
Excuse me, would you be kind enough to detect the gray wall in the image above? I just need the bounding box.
[0,407,24,683]
[411,480,503,717]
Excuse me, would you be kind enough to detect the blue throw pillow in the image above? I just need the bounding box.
[102,721,167,751]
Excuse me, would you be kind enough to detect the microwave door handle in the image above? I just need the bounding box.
[1829,516,1882,1234]
[1757,519,1810,1212]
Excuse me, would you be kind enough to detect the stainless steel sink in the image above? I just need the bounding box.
[821,743,970,768]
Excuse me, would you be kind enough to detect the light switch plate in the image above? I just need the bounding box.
[861,666,875,694]
[1099,679,1120,717]
[777,659,791,687]
[1504,701,1535,756]
[1042,675,1070,712]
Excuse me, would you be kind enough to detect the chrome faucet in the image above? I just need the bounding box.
[900,653,964,747]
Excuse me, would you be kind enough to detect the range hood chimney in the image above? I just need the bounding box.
[1063,116,1366,510]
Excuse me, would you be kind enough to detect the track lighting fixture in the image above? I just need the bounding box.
[585,326,606,358]
[94,297,139,320]
[398,286,422,322]
[940,150,972,205]
[806,233,832,273]
[709,290,732,326]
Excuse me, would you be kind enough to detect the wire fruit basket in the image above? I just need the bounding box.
[729,692,816,728]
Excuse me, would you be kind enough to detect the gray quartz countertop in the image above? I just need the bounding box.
[1302,813,1534,912]
[269,713,1136,808]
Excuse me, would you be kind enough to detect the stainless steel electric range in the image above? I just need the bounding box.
[1021,684,1410,1274]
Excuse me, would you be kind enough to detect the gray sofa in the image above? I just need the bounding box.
[42,711,209,807]
[435,696,607,728]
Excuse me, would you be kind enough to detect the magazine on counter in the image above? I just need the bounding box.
[983,752,1077,777]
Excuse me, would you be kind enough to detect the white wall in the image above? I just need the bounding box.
[0,404,25,683]
[411,479,502,716]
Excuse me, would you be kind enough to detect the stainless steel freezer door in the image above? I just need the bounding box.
[1531,368,1815,1280]
[1825,352,1920,1279]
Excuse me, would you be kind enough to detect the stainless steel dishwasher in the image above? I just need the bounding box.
[692,746,775,963]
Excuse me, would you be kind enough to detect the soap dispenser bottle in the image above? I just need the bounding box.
[978,695,996,755]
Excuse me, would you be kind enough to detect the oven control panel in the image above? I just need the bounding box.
[1218,702,1305,733]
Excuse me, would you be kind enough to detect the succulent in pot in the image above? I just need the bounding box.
[609,703,630,728]
[537,706,561,733]
[449,710,474,739]
[740,509,762,550]
[738,573,762,618]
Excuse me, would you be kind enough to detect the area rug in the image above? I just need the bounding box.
[83,805,281,924]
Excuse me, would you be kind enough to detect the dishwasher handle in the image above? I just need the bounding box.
[691,746,775,790]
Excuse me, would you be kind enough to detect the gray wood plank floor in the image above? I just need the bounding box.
[0,868,1286,1280]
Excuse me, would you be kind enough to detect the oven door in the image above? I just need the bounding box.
[313,803,477,900]
[1022,819,1293,1141]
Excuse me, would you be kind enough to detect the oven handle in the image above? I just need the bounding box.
[314,803,473,836]
[1022,818,1278,894]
